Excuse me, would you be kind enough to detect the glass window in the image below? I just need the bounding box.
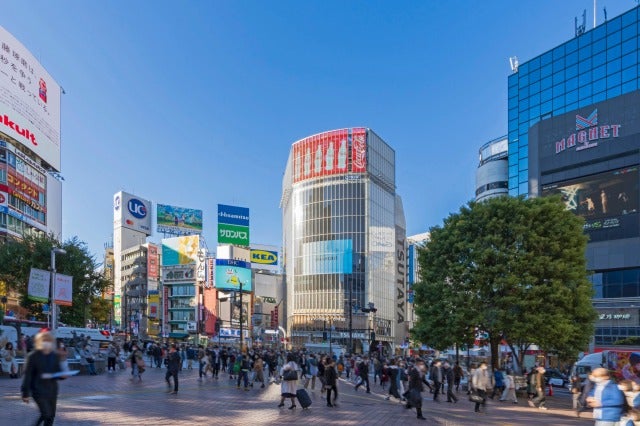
[579,45,592,61]
[541,88,552,102]
[607,17,622,33]
[579,31,593,47]
[518,74,529,88]
[540,100,552,115]
[578,96,593,107]
[508,84,518,98]
[579,70,592,86]
[579,57,592,74]
[622,9,638,28]
[529,56,540,70]
[607,43,622,61]
[565,89,578,104]
[553,57,565,73]
[622,37,636,55]
[566,101,579,112]
[593,63,606,79]
[553,44,566,60]
[593,77,606,94]
[518,182,528,196]
[593,51,606,67]
[621,50,637,69]
[622,79,638,94]
[518,109,529,124]
[592,24,606,41]
[541,76,552,90]
[508,107,518,121]
[565,37,579,53]
[518,97,529,112]
[566,50,579,66]
[518,86,529,99]
[607,30,621,48]
[622,65,637,83]
[566,76,578,91]
[518,146,527,160]
[541,63,552,78]
[592,37,607,54]
[606,86,620,99]
[529,68,541,82]
[607,58,622,74]
[509,177,518,190]
[508,118,518,131]
[529,116,540,127]
[529,80,541,95]
[518,170,528,183]
[541,51,552,66]
[508,165,518,177]
[552,96,565,110]
[529,104,540,118]
[508,73,519,88]
[518,122,529,135]
[552,70,565,85]
[622,22,637,41]
[529,91,540,106]
[579,84,593,99]
[553,82,564,97]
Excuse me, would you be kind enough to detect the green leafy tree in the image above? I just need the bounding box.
[413,196,597,370]
[0,234,109,327]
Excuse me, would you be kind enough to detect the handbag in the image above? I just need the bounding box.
[469,390,485,403]
[283,369,298,381]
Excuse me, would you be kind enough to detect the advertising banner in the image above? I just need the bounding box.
[147,243,159,279]
[302,239,353,275]
[250,244,279,272]
[351,127,367,173]
[162,235,200,266]
[218,204,250,227]
[113,295,121,326]
[292,129,350,183]
[215,259,252,292]
[542,166,639,240]
[0,26,62,171]
[218,222,250,246]
[0,189,6,207]
[54,273,73,306]
[157,204,203,235]
[113,191,152,235]
[147,291,159,319]
[27,268,50,302]
[369,226,394,253]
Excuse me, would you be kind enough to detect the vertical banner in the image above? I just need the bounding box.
[27,268,50,302]
[351,127,367,173]
[54,274,73,306]
[147,243,159,279]
[163,286,169,337]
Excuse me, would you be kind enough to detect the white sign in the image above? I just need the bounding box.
[0,26,61,171]
[54,273,73,306]
[369,226,394,253]
[113,191,152,235]
[28,268,50,302]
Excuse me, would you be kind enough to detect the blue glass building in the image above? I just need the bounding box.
[509,6,640,349]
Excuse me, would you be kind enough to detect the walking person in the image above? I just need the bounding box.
[324,357,339,407]
[81,345,97,376]
[453,362,464,393]
[354,356,371,393]
[305,354,318,390]
[165,344,181,394]
[490,368,505,399]
[500,370,518,404]
[278,354,300,409]
[107,343,118,373]
[471,362,490,413]
[405,359,428,420]
[129,343,145,382]
[586,367,625,426]
[385,359,401,401]
[253,356,265,388]
[528,366,548,410]
[21,331,65,426]
[430,360,443,402]
[1,342,19,378]
[443,361,458,403]
[236,354,250,391]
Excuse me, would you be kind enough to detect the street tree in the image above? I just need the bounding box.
[413,195,597,370]
[0,234,109,327]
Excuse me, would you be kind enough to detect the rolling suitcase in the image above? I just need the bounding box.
[296,388,312,409]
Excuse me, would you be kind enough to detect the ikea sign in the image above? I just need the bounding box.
[251,250,278,266]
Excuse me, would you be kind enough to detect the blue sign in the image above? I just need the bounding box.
[128,198,147,219]
[408,244,415,285]
[218,204,250,227]
[303,239,353,275]
[215,259,252,292]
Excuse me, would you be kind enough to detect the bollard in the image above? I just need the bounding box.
[548,383,553,396]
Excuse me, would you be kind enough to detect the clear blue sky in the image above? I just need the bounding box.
[2,1,636,259]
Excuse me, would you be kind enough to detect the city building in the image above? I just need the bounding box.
[509,6,640,350]
[407,232,429,337]
[476,136,509,201]
[281,128,406,354]
[0,26,63,316]
[120,244,149,339]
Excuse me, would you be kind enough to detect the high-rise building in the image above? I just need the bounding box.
[510,6,640,350]
[476,136,508,201]
[0,26,63,242]
[281,128,406,354]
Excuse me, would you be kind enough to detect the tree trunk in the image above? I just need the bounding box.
[490,334,500,370]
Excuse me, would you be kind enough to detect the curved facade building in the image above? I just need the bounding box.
[281,128,406,354]
[475,136,508,201]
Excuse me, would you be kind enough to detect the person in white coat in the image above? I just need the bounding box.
[500,370,518,404]
[278,353,300,409]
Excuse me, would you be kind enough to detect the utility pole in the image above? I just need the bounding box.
[239,280,244,353]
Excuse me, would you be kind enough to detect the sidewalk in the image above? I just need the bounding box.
[0,368,594,425]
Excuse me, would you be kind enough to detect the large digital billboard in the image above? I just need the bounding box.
[302,239,353,275]
[542,166,639,241]
[162,235,200,266]
[157,204,203,235]
[0,26,62,171]
[113,191,152,235]
[215,259,252,292]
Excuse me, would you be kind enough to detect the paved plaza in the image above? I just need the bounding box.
[1,367,595,425]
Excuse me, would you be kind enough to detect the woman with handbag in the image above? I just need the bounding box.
[278,353,300,409]
[129,343,145,382]
[1,342,19,378]
[471,362,490,413]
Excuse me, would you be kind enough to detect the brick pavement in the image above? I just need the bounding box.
[0,368,596,425]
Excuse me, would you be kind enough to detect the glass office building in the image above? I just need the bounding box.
[510,6,640,350]
[281,128,407,353]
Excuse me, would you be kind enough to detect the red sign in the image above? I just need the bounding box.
[163,287,169,326]
[351,127,367,173]
[147,244,159,279]
[7,170,44,205]
[292,129,349,183]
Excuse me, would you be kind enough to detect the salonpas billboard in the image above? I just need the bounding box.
[217,204,249,246]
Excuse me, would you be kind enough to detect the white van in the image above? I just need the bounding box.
[54,327,113,354]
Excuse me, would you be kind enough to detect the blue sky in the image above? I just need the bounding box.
[2,0,636,259]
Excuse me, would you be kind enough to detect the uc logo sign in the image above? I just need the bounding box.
[128,198,147,219]
[251,250,277,265]
[114,195,121,211]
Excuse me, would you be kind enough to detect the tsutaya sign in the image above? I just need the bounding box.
[555,109,622,154]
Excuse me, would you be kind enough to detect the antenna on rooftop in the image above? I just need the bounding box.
[509,56,519,73]
[575,9,587,37]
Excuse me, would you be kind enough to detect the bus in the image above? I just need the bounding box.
[2,317,66,338]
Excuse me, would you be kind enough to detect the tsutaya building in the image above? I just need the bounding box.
[281,128,407,354]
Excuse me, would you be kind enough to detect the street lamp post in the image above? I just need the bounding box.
[239,280,244,353]
[50,247,66,333]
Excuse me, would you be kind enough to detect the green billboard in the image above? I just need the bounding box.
[218,223,250,246]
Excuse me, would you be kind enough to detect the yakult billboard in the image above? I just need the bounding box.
[292,128,368,183]
[113,191,152,235]
[0,26,62,171]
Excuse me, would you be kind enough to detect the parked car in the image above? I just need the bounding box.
[544,369,568,387]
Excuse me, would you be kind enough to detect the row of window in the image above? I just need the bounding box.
[475,181,509,197]
[591,268,640,298]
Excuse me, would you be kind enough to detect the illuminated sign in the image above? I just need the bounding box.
[555,109,622,154]
[250,250,277,265]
